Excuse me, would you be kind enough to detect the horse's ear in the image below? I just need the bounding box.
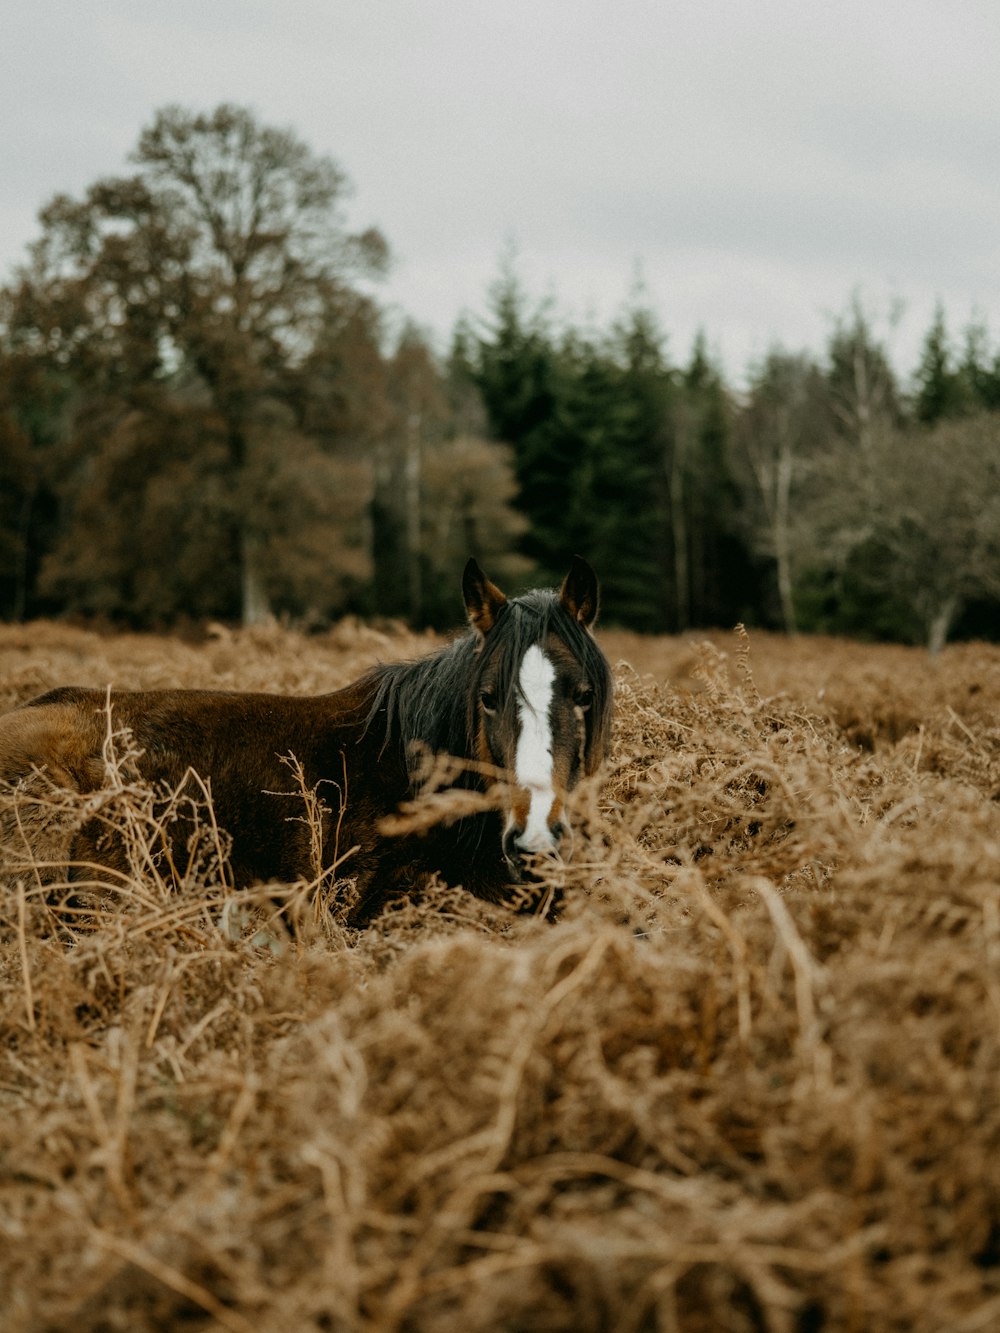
[463,558,508,636]
[560,555,600,627]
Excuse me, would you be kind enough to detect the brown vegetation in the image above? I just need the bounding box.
[2,620,1000,1331]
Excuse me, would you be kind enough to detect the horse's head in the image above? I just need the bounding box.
[462,556,613,878]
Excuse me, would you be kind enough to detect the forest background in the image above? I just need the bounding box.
[2,105,998,652]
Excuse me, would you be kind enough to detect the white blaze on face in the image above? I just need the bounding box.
[514,644,558,852]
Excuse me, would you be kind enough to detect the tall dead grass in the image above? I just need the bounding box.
[2,620,1000,1331]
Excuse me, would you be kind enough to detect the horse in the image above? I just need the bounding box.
[0,557,613,923]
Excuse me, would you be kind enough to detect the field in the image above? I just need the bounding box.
[2,617,1000,1332]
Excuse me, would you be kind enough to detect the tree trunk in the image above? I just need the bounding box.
[774,444,797,634]
[670,414,690,632]
[13,489,34,622]
[241,528,272,626]
[405,409,422,622]
[927,594,959,656]
[226,422,272,626]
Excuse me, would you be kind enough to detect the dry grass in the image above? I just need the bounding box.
[2,619,1000,1332]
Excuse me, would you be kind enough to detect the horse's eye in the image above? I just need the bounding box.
[574,684,594,711]
[480,689,498,714]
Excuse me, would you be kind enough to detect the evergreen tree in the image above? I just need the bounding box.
[599,306,675,630]
[915,303,968,423]
[958,318,1000,412]
[677,332,745,628]
[474,272,749,631]
[474,270,573,579]
[550,327,668,629]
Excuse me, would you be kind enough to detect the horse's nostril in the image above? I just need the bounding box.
[551,821,566,844]
[503,825,525,863]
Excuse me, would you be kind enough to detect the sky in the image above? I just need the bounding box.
[3,1,999,384]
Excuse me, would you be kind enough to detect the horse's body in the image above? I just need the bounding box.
[0,559,613,922]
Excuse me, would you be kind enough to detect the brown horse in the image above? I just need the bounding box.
[0,558,613,922]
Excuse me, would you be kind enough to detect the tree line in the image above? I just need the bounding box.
[1,104,999,649]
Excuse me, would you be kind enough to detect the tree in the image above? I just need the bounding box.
[372,326,528,627]
[825,297,902,460]
[600,303,675,630]
[484,302,675,631]
[35,392,237,622]
[0,320,82,622]
[958,318,1000,413]
[474,272,750,633]
[674,331,741,629]
[473,264,575,580]
[915,303,968,424]
[789,301,906,631]
[419,434,529,625]
[376,328,450,622]
[0,383,34,620]
[733,351,828,632]
[859,414,1000,652]
[3,103,388,623]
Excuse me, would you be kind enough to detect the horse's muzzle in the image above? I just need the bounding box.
[502,821,569,878]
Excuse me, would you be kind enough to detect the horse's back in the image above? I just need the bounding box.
[0,688,108,790]
[0,684,375,890]
[0,685,363,790]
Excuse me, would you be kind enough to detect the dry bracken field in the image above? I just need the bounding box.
[2,617,1000,1333]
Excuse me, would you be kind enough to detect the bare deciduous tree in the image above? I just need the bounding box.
[733,352,828,632]
[864,415,1000,653]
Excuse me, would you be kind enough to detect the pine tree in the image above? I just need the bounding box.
[598,306,674,630]
[915,303,968,423]
[958,318,1000,412]
[678,332,744,628]
[474,266,578,579]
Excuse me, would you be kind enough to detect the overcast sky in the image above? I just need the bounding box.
[3,1,998,383]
